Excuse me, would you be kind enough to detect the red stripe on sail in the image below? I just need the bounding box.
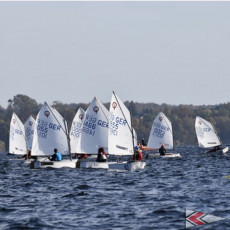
[188,212,206,225]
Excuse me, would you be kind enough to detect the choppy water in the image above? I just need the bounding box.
[1,146,230,230]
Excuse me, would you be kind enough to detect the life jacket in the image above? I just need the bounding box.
[136,151,143,162]
[56,152,62,161]
[78,154,88,159]
[159,147,166,155]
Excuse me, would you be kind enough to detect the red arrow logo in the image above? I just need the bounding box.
[188,212,206,225]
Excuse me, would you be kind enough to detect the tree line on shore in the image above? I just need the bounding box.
[1,94,230,152]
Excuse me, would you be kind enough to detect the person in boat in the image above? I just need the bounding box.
[77,154,88,160]
[96,147,107,162]
[23,150,32,160]
[49,148,62,161]
[138,142,144,150]
[135,149,143,162]
[132,146,143,162]
[73,153,88,159]
[141,138,146,146]
[159,144,166,156]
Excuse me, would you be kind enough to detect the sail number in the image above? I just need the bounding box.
[203,128,211,132]
[109,115,127,136]
[15,129,23,135]
[153,128,165,138]
[25,128,34,138]
[81,114,109,136]
[36,119,61,139]
[82,115,96,136]
[153,122,169,131]
[70,121,83,138]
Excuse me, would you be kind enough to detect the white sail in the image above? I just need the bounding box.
[24,115,35,151]
[69,107,85,153]
[76,97,109,154]
[31,102,69,156]
[9,112,27,155]
[147,112,173,149]
[195,116,221,148]
[108,92,134,156]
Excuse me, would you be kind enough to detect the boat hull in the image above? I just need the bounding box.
[30,159,78,169]
[206,147,229,154]
[223,147,229,154]
[108,161,146,170]
[147,153,181,158]
[78,161,110,169]
[78,161,146,170]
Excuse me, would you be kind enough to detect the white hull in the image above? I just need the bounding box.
[78,161,146,170]
[147,152,181,158]
[108,161,146,170]
[223,147,229,154]
[30,159,78,169]
[78,161,110,169]
[24,159,33,164]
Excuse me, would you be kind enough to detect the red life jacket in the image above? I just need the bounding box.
[136,151,143,162]
[79,154,88,159]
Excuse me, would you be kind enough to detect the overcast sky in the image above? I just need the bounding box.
[0,2,230,108]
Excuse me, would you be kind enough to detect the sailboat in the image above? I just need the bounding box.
[9,112,27,155]
[195,116,228,154]
[76,97,112,169]
[30,102,78,169]
[69,107,85,154]
[108,92,146,170]
[78,93,145,170]
[24,115,35,151]
[146,112,181,157]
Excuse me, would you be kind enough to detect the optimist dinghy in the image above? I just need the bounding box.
[75,97,114,169]
[195,116,228,154]
[146,112,181,158]
[77,93,146,171]
[9,112,27,156]
[9,113,37,164]
[107,92,146,170]
[30,102,78,169]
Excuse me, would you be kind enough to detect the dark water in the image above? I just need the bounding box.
[1,146,230,230]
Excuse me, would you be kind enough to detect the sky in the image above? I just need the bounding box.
[0,2,230,109]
